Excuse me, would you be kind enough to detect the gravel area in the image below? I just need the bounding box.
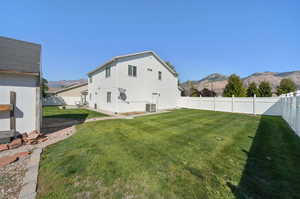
[0,125,75,199]
[0,155,30,199]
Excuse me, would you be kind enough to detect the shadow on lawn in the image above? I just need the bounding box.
[42,114,88,135]
[44,113,89,120]
[227,115,300,199]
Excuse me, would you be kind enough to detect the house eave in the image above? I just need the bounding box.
[0,69,40,76]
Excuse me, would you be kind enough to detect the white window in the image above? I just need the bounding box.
[90,93,92,100]
[158,71,162,80]
[106,67,111,78]
[89,77,93,83]
[128,65,137,77]
[107,92,111,103]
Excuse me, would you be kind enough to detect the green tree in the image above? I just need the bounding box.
[200,88,216,97]
[246,82,259,97]
[190,86,201,97]
[276,78,297,95]
[42,78,49,97]
[223,74,246,97]
[258,81,272,97]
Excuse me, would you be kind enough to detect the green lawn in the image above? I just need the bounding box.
[43,106,107,120]
[37,109,300,199]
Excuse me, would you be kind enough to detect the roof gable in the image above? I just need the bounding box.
[87,51,177,77]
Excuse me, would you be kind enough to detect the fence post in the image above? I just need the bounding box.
[253,94,256,115]
[280,94,284,117]
[284,94,287,120]
[288,93,293,127]
[213,96,216,111]
[296,91,300,136]
[232,95,234,113]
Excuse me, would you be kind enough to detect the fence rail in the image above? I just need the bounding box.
[177,91,300,136]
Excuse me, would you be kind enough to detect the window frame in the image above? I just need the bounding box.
[107,92,112,103]
[128,65,137,77]
[105,66,111,78]
[158,71,162,80]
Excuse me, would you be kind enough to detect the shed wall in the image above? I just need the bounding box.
[0,74,39,134]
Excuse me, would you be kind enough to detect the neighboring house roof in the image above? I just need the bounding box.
[55,82,88,94]
[87,51,177,77]
[178,86,184,91]
[80,89,88,95]
[0,36,41,75]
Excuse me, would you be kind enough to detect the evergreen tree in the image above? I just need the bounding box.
[223,74,246,97]
[276,78,297,95]
[246,82,259,97]
[258,81,272,97]
[190,86,201,97]
[200,88,216,97]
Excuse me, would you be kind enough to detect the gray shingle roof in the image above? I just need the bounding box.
[0,36,41,73]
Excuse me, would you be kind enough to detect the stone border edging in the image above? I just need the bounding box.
[18,148,42,199]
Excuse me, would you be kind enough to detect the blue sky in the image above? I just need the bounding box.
[1,0,299,82]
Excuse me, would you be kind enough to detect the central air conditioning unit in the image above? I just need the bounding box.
[146,104,156,112]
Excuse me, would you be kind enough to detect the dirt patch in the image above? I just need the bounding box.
[120,112,146,116]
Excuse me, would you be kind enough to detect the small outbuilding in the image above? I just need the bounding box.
[0,36,42,142]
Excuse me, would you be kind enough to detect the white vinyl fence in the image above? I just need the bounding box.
[281,91,300,136]
[177,96,282,116]
[177,91,300,136]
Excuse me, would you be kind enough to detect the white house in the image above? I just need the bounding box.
[0,36,41,142]
[87,51,180,113]
[43,82,88,106]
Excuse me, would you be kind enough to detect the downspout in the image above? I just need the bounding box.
[115,61,119,114]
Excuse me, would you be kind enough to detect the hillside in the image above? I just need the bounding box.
[181,70,300,96]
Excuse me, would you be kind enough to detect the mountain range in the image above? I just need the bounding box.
[181,70,300,96]
[47,79,87,92]
[47,70,300,96]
